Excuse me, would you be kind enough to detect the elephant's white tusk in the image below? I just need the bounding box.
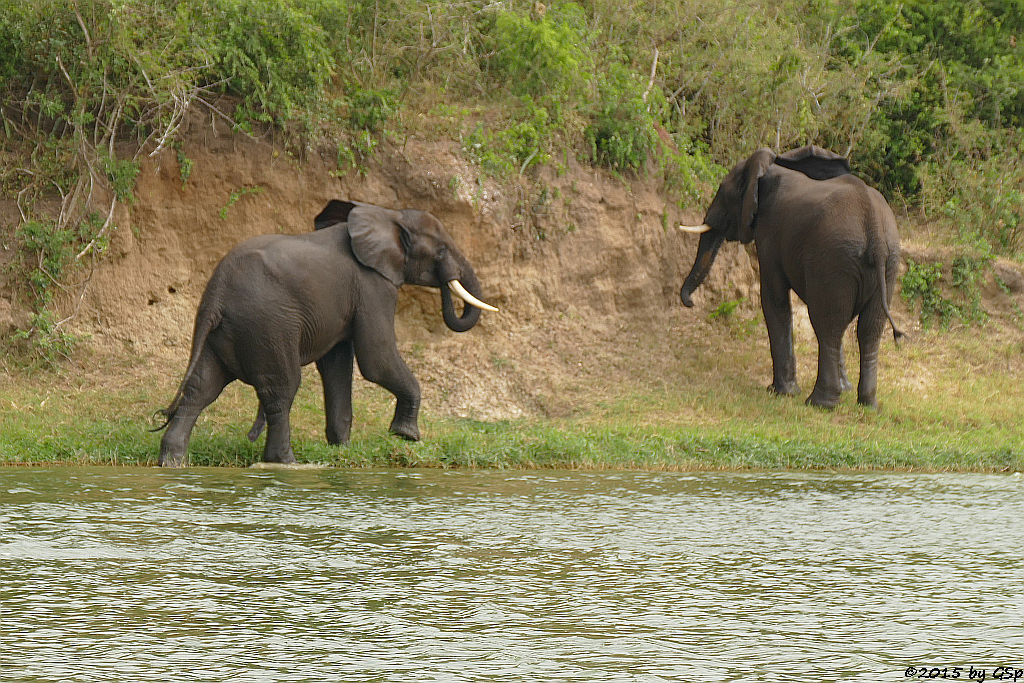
[448,280,499,312]
[678,223,712,234]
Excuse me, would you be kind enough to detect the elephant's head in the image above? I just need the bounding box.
[314,199,497,332]
[678,145,851,307]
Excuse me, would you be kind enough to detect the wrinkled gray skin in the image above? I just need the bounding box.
[680,145,902,409]
[157,200,489,466]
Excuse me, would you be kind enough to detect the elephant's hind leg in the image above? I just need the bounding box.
[316,340,354,445]
[254,372,301,464]
[855,303,886,408]
[805,300,854,410]
[838,339,853,393]
[159,351,233,467]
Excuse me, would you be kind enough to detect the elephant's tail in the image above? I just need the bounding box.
[150,303,223,432]
[247,403,266,442]
[865,199,904,346]
[876,250,904,346]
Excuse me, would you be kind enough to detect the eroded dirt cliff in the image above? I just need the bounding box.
[4,117,1023,423]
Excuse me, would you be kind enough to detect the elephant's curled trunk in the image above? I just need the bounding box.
[441,264,486,332]
[680,231,726,307]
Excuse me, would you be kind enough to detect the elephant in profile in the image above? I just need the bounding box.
[678,145,901,409]
[156,199,498,467]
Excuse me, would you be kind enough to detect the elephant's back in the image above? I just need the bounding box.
[212,231,350,288]
[205,231,358,360]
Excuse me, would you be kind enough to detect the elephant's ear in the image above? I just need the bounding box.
[735,148,776,244]
[314,199,368,230]
[774,145,851,180]
[347,205,409,286]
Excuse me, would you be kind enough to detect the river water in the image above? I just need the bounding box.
[1,467,1022,682]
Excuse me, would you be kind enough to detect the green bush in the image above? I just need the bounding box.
[485,3,592,116]
[920,145,1024,256]
[585,61,658,172]
[462,98,552,177]
[901,259,956,328]
[177,0,334,127]
[8,311,78,366]
[16,221,74,307]
[661,140,725,207]
[825,0,1024,201]
[102,155,140,204]
[901,254,992,328]
[346,87,398,133]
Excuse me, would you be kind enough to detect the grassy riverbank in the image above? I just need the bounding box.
[1,396,1019,472]
[3,323,1021,472]
[2,1,1022,473]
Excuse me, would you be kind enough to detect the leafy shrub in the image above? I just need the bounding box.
[178,0,334,127]
[585,61,658,172]
[901,254,992,328]
[950,249,993,324]
[462,99,552,177]
[176,148,194,186]
[333,87,398,173]
[486,3,591,116]
[15,212,106,309]
[9,311,78,366]
[16,220,74,307]
[826,0,1024,200]
[102,155,140,204]
[901,259,956,328]
[346,87,397,133]
[920,146,1024,256]
[661,140,725,207]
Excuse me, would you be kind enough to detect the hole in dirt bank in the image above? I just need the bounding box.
[148,298,158,306]
[167,286,177,294]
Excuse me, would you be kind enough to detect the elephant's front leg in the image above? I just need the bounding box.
[760,277,799,396]
[316,340,354,445]
[353,323,421,441]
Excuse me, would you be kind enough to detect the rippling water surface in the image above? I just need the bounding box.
[1,467,1022,681]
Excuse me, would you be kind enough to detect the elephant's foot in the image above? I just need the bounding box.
[767,381,800,397]
[263,446,296,465]
[857,393,878,409]
[325,423,352,446]
[389,418,421,442]
[326,432,351,446]
[805,388,840,410]
[158,442,188,468]
[158,451,187,468]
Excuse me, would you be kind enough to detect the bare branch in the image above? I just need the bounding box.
[195,96,252,138]
[70,0,93,59]
[53,259,96,334]
[643,47,660,105]
[75,196,117,261]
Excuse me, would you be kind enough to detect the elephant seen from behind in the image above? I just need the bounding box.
[156,199,498,467]
[678,145,901,409]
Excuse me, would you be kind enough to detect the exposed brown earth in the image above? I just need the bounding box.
[2,117,1023,425]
